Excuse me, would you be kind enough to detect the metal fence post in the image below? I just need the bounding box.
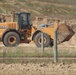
[53,29,58,63]
[41,33,44,52]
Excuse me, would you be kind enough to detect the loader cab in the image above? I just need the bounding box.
[14,12,32,30]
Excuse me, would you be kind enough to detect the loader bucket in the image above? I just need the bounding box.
[57,24,75,44]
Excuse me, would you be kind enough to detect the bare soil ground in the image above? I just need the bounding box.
[0,41,76,75]
[0,63,76,75]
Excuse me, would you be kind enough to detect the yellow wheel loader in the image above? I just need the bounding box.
[0,12,74,47]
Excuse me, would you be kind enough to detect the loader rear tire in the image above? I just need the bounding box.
[34,32,50,47]
[3,32,20,47]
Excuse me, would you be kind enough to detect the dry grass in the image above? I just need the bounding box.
[0,0,76,18]
[0,46,75,63]
[1,46,76,57]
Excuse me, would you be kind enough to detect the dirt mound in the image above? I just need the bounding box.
[69,34,76,45]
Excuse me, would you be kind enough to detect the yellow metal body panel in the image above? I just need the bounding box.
[42,27,54,39]
[42,21,58,39]
[0,29,6,37]
[0,20,58,44]
[0,22,18,38]
[31,21,58,40]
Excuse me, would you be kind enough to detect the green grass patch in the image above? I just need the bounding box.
[0,47,76,58]
[14,2,21,6]
[0,47,76,63]
[37,0,76,5]
[1,58,76,64]
[18,0,26,2]
[0,0,5,2]
[0,0,76,17]
[2,50,52,57]
[1,58,53,64]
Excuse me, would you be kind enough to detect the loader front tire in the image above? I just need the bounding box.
[3,32,20,47]
[34,33,50,47]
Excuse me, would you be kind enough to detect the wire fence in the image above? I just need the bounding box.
[0,45,76,63]
[0,32,76,63]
